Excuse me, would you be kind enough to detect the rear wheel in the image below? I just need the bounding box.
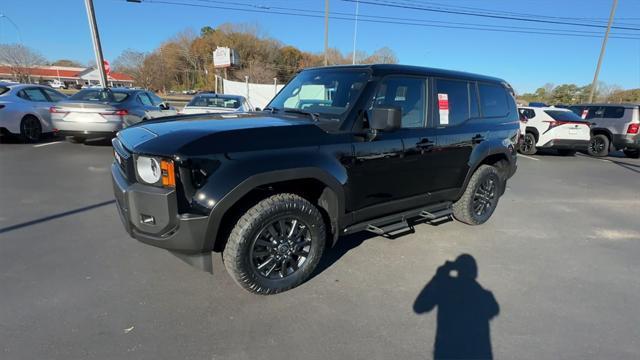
[557,149,576,156]
[519,133,537,155]
[19,116,42,143]
[623,149,640,159]
[453,165,502,225]
[223,193,326,295]
[588,134,609,157]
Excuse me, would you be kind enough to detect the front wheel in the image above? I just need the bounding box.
[223,193,326,295]
[588,134,609,157]
[453,165,502,225]
[623,149,640,159]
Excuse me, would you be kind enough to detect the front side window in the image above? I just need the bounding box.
[268,69,369,120]
[374,77,425,128]
[435,79,474,126]
[479,83,509,118]
[137,93,153,106]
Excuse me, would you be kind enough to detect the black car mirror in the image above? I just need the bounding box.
[254,107,261,112]
[370,106,401,132]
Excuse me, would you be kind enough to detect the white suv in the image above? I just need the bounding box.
[518,106,591,156]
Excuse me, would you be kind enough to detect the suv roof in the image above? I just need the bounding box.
[304,64,507,84]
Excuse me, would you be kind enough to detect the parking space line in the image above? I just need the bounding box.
[518,154,539,161]
[33,141,63,148]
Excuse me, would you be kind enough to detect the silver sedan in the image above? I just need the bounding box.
[0,82,68,142]
[51,88,177,142]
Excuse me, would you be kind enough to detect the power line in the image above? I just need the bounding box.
[136,0,640,40]
[343,0,640,31]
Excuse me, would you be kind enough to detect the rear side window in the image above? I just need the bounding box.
[585,106,604,119]
[479,83,509,117]
[435,79,477,126]
[0,86,8,95]
[519,108,536,119]
[22,88,48,102]
[42,88,66,102]
[603,106,625,119]
[543,110,585,122]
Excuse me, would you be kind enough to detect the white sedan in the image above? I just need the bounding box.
[0,82,67,142]
[180,93,253,115]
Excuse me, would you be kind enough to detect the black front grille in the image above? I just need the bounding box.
[112,138,135,182]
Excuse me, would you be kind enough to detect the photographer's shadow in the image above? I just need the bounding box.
[413,254,499,360]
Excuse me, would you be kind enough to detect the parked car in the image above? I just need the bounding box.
[517,106,591,156]
[180,93,253,114]
[0,82,67,142]
[47,79,66,89]
[569,103,640,158]
[528,102,549,108]
[110,64,519,294]
[51,88,177,142]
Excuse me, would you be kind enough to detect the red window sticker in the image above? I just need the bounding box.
[438,93,449,110]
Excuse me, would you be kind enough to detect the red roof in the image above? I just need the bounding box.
[0,65,133,82]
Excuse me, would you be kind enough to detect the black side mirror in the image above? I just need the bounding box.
[160,102,170,110]
[370,106,401,132]
[254,107,262,112]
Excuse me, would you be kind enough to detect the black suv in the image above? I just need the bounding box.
[111,65,519,294]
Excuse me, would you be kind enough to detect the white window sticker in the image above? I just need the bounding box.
[438,93,449,125]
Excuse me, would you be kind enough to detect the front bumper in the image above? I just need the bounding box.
[612,134,640,150]
[540,139,589,150]
[111,163,209,253]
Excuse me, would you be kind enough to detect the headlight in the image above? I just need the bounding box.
[135,156,175,187]
[136,156,161,184]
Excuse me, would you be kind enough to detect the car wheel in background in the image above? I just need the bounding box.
[623,149,640,159]
[587,134,609,157]
[453,165,502,225]
[557,149,576,156]
[19,115,42,143]
[223,193,326,295]
[519,133,537,155]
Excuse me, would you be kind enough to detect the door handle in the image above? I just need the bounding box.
[472,134,485,144]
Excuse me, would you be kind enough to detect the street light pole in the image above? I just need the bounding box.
[588,0,618,103]
[0,14,23,44]
[84,0,108,88]
[352,0,359,65]
[324,0,329,66]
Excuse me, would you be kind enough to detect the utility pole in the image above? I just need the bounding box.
[589,0,618,103]
[324,0,329,66]
[352,0,359,65]
[84,0,108,88]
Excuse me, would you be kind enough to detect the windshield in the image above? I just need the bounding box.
[188,95,241,109]
[69,89,129,103]
[544,110,585,121]
[267,69,370,120]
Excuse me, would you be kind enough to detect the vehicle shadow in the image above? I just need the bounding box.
[81,137,114,147]
[413,254,499,360]
[310,216,454,281]
[0,133,61,145]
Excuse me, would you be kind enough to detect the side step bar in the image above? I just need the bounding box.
[344,202,453,236]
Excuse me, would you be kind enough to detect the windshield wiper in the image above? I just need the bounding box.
[283,109,320,121]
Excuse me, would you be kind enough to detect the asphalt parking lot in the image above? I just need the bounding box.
[1,138,639,360]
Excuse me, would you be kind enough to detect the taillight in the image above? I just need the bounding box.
[628,123,639,134]
[49,106,67,113]
[100,109,128,116]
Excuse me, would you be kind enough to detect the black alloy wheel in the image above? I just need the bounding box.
[20,116,42,143]
[472,177,497,217]
[250,217,312,279]
[519,133,537,155]
[588,134,609,157]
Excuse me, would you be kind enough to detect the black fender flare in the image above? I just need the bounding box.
[203,167,346,251]
[456,139,515,200]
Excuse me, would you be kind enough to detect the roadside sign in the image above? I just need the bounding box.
[213,47,238,68]
[103,60,111,75]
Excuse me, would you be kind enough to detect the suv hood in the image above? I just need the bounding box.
[118,113,322,157]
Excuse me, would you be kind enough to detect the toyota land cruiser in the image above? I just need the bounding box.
[111,65,519,294]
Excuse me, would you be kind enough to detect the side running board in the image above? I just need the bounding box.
[344,202,453,236]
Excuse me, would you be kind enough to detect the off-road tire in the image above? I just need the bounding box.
[223,193,326,295]
[519,133,537,155]
[587,134,610,157]
[453,165,502,225]
[557,149,576,156]
[623,149,640,159]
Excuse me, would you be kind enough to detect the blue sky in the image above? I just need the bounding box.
[1,0,639,93]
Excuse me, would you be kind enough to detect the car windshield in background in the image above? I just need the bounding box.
[267,69,370,120]
[188,95,241,109]
[544,110,585,122]
[69,89,129,103]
